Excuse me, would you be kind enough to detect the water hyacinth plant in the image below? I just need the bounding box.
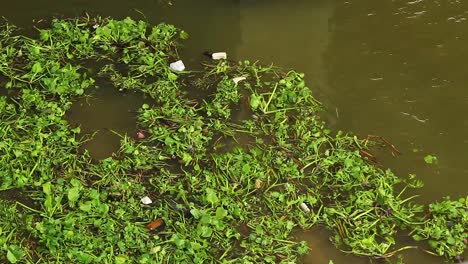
[0,16,466,263]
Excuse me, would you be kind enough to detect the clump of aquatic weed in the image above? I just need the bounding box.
[0,16,466,263]
[411,197,467,261]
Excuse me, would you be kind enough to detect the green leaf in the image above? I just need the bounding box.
[190,241,202,250]
[7,250,18,263]
[199,225,213,238]
[255,225,264,235]
[68,187,80,203]
[181,152,193,166]
[31,62,43,74]
[212,218,226,231]
[215,207,228,219]
[190,208,202,219]
[76,252,94,263]
[179,30,189,40]
[242,163,251,174]
[200,215,212,225]
[71,127,81,134]
[97,203,109,215]
[70,178,82,187]
[424,155,438,164]
[206,188,218,205]
[446,236,456,245]
[168,72,178,81]
[44,195,53,213]
[344,158,353,167]
[42,182,51,195]
[115,254,129,264]
[75,88,84,95]
[171,234,186,249]
[39,30,51,41]
[79,202,92,212]
[286,220,295,230]
[250,94,261,111]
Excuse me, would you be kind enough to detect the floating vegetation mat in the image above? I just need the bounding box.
[0,17,466,263]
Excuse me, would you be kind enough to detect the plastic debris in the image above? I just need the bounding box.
[169,60,185,71]
[232,76,246,84]
[146,218,164,231]
[255,179,263,189]
[300,202,310,213]
[140,196,152,205]
[211,52,227,60]
[136,131,145,139]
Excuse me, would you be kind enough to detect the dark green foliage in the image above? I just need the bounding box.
[411,197,467,259]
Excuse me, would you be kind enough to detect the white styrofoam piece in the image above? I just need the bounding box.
[211,52,227,60]
[169,60,185,71]
[232,76,246,84]
[300,202,310,212]
[141,196,153,205]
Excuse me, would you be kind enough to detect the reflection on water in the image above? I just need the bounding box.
[326,0,468,204]
[295,228,366,264]
[237,0,334,83]
[1,0,468,262]
[236,0,338,126]
[66,80,149,160]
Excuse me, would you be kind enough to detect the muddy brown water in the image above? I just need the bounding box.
[2,0,468,263]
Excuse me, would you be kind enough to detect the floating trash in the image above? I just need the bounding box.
[140,196,152,205]
[255,179,263,189]
[232,76,246,84]
[300,202,310,213]
[136,131,145,139]
[169,60,185,71]
[211,52,227,60]
[146,218,164,231]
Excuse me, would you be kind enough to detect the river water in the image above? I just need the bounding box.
[2,0,467,263]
